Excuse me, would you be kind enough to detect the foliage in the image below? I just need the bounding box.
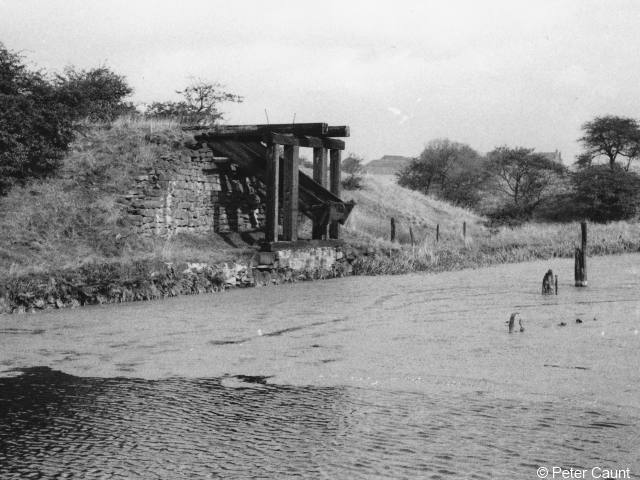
[146,79,242,125]
[572,164,640,221]
[0,43,75,195]
[396,139,486,207]
[341,153,365,190]
[54,66,134,122]
[578,115,640,171]
[485,146,565,218]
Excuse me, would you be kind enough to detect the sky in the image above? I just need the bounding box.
[2,0,640,163]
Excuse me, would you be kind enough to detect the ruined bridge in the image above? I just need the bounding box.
[193,123,354,251]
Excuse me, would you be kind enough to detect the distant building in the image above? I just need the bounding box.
[364,155,413,175]
[538,150,563,163]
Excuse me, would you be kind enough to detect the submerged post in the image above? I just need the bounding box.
[390,217,396,242]
[574,221,588,287]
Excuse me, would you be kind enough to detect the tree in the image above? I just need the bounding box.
[486,146,565,217]
[572,164,640,221]
[54,66,133,122]
[396,139,485,206]
[146,78,242,125]
[578,115,640,171]
[0,44,75,195]
[341,153,365,190]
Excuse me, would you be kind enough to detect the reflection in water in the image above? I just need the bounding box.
[1,367,638,479]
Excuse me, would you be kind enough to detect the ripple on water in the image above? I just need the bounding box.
[1,367,638,479]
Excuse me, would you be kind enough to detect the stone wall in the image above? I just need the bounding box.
[122,145,266,236]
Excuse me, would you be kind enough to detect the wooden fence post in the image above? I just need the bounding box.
[390,217,396,242]
[574,221,587,287]
[409,226,415,247]
[436,224,440,242]
[463,221,466,238]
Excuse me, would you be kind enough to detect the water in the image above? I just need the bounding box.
[1,254,639,478]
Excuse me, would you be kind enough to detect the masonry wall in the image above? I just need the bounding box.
[122,145,266,236]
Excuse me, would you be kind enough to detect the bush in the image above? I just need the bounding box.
[54,66,134,122]
[341,154,365,190]
[0,44,75,195]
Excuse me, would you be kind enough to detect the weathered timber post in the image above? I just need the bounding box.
[312,147,328,239]
[575,221,588,287]
[390,217,396,242]
[329,149,341,239]
[555,275,558,295]
[265,143,281,243]
[463,221,466,238]
[409,225,415,247]
[282,144,299,241]
[436,224,440,242]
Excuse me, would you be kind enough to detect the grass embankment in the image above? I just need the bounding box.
[339,175,640,275]
[1,120,639,313]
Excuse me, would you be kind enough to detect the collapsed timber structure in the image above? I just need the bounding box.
[193,123,354,253]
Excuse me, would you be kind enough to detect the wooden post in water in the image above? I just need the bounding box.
[436,224,440,242]
[390,217,396,242]
[409,226,415,247]
[574,221,588,287]
[463,221,466,238]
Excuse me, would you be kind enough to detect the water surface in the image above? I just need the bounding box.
[1,254,639,478]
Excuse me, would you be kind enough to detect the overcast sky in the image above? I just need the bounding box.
[2,0,640,162]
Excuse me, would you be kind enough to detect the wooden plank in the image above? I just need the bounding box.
[269,133,345,150]
[325,126,350,137]
[312,147,328,239]
[282,145,300,241]
[329,149,342,239]
[197,123,328,137]
[265,143,281,243]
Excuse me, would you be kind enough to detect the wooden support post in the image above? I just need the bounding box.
[282,145,299,241]
[436,224,440,242]
[575,221,588,287]
[265,143,281,243]
[329,149,341,239]
[390,217,396,242]
[312,147,328,240]
[463,221,466,238]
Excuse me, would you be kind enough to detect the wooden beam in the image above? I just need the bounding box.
[329,149,342,239]
[282,145,300,241]
[197,123,328,137]
[265,143,281,243]
[325,126,350,137]
[268,133,345,150]
[312,147,328,239]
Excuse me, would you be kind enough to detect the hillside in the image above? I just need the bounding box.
[341,175,485,247]
[0,120,485,277]
[364,155,412,175]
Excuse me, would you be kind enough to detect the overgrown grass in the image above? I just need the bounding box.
[351,220,640,275]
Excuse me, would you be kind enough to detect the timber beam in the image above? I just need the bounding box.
[268,133,345,150]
